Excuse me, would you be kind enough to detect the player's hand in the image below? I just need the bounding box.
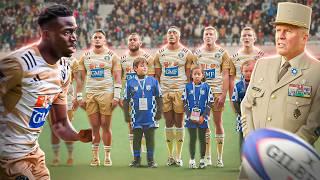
[198,116,204,125]
[112,98,119,109]
[80,100,86,110]
[72,99,79,111]
[215,94,226,109]
[119,99,124,108]
[78,129,92,143]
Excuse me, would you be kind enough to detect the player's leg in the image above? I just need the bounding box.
[213,109,225,168]
[239,131,244,162]
[144,127,157,168]
[86,93,101,166]
[33,148,50,180]
[163,92,176,166]
[173,91,185,167]
[205,128,212,166]
[100,92,114,166]
[65,110,74,166]
[188,128,197,169]
[48,114,61,166]
[128,122,134,155]
[101,115,112,166]
[0,148,50,180]
[198,128,207,169]
[129,128,143,167]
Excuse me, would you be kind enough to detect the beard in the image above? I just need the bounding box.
[129,46,139,52]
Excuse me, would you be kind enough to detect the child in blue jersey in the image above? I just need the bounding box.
[182,65,214,169]
[231,60,255,160]
[123,57,163,168]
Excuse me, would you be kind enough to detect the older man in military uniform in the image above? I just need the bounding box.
[239,2,320,179]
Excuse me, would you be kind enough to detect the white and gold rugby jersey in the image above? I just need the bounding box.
[60,57,78,109]
[0,44,70,159]
[154,46,194,92]
[231,48,264,80]
[194,47,232,93]
[78,48,121,94]
[120,51,154,81]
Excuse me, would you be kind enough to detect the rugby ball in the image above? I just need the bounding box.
[242,128,320,180]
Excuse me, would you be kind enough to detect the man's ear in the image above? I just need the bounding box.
[40,29,50,40]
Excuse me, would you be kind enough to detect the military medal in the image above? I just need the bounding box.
[288,84,312,98]
[293,108,301,119]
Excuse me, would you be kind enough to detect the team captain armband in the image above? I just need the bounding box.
[113,83,122,100]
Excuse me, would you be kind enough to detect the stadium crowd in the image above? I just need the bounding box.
[1,0,320,51]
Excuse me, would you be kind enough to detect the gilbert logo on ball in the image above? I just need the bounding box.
[242,128,320,180]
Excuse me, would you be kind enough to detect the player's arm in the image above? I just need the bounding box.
[231,84,240,115]
[71,59,82,110]
[229,57,236,101]
[216,52,230,109]
[147,55,155,77]
[296,84,320,144]
[51,89,91,142]
[154,53,161,82]
[182,86,191,117]
[0,57,23,98]
[77,55,87,108]
[202,86,214,118]
[185,52,195,82]
[240,60,259,138]
[112,55,122,106]
[154,79,163,120]
[123,81,131,123]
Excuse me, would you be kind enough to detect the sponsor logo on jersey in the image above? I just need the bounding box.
[90,68,104,78]
[205,69,216,79]
[126,72,136,80]
[164,66,178,77]
[29,105,51,128]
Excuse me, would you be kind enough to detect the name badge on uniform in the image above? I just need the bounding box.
[190,107,201,121]
[164,66,178,77]
[288,84,311,98]
[205,69,216,79]
[139,98,148,110]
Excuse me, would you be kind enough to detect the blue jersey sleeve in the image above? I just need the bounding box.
[231,85,238,102]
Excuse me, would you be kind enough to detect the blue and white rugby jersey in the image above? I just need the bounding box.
[182,82,214,128]
[232,79,249,132]
[124,76,162,129]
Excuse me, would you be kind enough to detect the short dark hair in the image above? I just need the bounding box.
[133,57,148,69]
[93,29,106,37]
[38,4,73,27]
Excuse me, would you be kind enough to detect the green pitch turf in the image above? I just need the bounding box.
[39,103,320,180]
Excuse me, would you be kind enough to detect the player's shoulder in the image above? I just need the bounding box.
[193,48,202,56]
[181,46,190,53]
[4,44,42,71]
[142,52,152,59]
[216,46,226,53]
[120,54,128,63]
[106,48,115,57]
[158,47,166,54]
